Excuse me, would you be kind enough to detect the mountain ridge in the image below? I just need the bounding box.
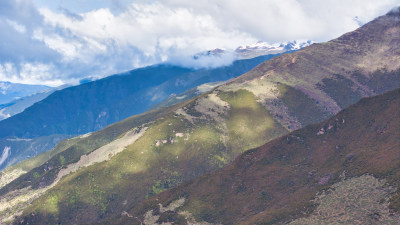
[0,85,69,121]
[112,88,400,225]
[0,81,50,105]
[0,53,281,170]
[0,8,399,224]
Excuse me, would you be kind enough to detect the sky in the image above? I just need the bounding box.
[0,0,398,86]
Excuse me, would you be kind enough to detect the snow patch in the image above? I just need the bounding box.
[0,109,11,120]
[0,147,11,166]
[235,40,312,58]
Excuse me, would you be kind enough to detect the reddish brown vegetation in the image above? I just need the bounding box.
[113,89,400,224]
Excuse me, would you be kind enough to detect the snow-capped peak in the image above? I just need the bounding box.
[280,40,313,50]
[236,41,283,51]
[235,40,313,59]
[237,40,312,51]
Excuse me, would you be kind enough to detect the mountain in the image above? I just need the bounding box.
[0,53,282,170]
[0,82,50,105]
[111,88,400,225]
[0,85,68,121]
[235,40,313,59]
[0,8,399,225]
[196,40,312,60]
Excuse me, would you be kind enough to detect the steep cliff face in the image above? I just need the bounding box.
[0,9,399,225]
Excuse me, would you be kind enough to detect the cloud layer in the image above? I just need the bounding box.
[0,0,398,86]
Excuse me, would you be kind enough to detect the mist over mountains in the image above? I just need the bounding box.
[0,7,399,225]
[0,2,399,225]
[0,0,397,86]
[0,82,50,105]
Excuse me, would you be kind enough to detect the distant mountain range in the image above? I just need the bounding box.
[235,40,312,59]
[0,85,69,121]
[0,82,50,105]
[196,40,312,60]
[0,41,309,122]
[0,53,284,170]
[0,8,399,225]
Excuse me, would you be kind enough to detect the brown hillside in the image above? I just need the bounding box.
[115,89,400,224]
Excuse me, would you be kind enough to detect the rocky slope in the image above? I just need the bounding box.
[0,8,399,225]
[113,88,400,225]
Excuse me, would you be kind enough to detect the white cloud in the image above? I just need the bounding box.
[0,0,398,85]
[6,19,26,33]
[19,63,65,86]
[149,0,398,41]
[0,62,64,86]
[38,4,255,58]
[33,29,83,61]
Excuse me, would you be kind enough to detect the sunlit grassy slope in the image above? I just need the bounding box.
[110,88,400,225]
